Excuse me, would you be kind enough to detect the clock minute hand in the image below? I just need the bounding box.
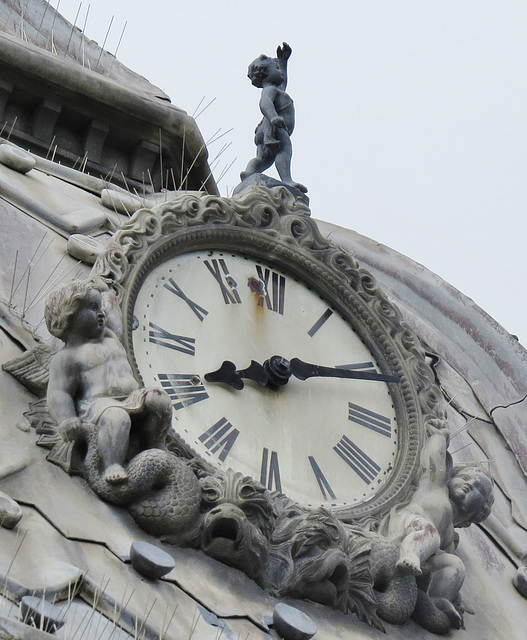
[289,358,400,383]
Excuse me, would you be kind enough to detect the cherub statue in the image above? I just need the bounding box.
[240,42,307,193]
[385,419,494,626]
[44,279,172,485]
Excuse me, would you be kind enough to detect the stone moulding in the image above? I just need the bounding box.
[93,185,445,522]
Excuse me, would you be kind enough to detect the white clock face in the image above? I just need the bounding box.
[131,250,399,509]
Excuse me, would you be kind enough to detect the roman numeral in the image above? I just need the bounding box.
[334,436,381,484]
[164,278,208,321]
[309,456,337,501]
[148,322,195,356]
[308,308,333,336]
[198,418,240,462]
[348,402,392,437]
[204,258,242,304]
[158,373,209,410]
[260,448,282,492]
[255,266,285,314]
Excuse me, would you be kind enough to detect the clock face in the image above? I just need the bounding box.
[130,250,399,509]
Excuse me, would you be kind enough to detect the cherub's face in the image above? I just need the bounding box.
[248,59,283,88]
[448,469,492,521]
[71,289,105,339]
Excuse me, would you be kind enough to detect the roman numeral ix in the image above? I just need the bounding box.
[158,373,209,410]
[148,322,195,356]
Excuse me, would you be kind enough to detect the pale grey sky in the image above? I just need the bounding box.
[58,0,527,342]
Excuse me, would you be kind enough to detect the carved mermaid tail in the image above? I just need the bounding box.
[411,590,463,635]
[370,535,418,625]
[369,534,463,634]
[77,422,202,542]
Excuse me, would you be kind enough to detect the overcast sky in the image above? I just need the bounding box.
[57,0,527,342]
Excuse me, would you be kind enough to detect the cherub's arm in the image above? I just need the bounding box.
[420,419,450,486]
[47,350,80,432]
[276,42,291,90]
[101,287,124,343]
[259,85,282,123]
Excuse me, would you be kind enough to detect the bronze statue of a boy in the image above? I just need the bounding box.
[241,42,306,193]
[45,279,172,485]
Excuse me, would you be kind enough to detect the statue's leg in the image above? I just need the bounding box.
[240,144,275,180]
[141,388,172,449]
[396,517,441,576]
[98,407,131,484]
[427,552,465,603]
[274,129,307,192]
[424,552,465,629]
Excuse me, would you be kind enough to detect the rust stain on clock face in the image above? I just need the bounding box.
[247,276,267,314]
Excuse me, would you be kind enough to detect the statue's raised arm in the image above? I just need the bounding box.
[276,42,291,90]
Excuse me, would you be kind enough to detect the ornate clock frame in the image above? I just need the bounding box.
[93,185,444,523]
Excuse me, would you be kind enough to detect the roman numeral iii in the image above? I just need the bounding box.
[348,402,392,437]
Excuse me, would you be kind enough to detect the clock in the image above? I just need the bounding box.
[95,187,444,522]
[130,249,399,510]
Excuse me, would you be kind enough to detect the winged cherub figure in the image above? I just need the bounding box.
[45,279,172,485]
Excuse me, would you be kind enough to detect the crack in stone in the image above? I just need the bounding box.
[490,390,527,416]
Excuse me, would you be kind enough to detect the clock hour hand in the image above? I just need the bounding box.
[204,360,268,390]
[204,361,244,390]
[289,358,400,383]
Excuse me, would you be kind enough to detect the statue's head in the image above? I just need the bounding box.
[247,54,284,88]
[45,279,106,340]
[448,463,494,527]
